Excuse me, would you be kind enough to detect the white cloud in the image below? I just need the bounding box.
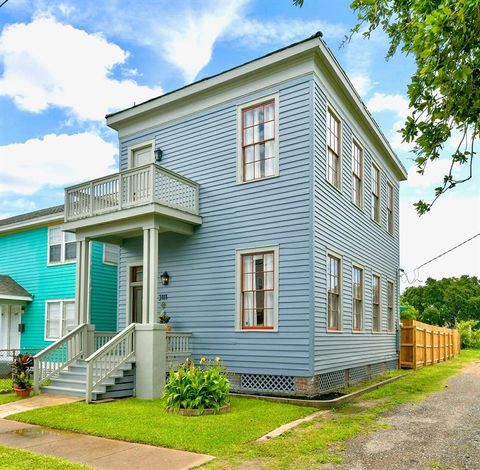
[0,16,162,121]
[400,194,480,290]
[225,18,345,48]
[0,198,36,220]
[350,74,374,97]
[0,133,117,195]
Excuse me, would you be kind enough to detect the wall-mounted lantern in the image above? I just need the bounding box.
[155,148,163,162]
[161,271,170,286]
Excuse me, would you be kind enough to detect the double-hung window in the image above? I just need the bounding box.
[352,265,363,331]
[327,254,341,330]
[240,99,277,182]
[371,164,381,223]
[327,109,341,189]
[387,281,395,332]
[48,227,76,264]
[372,274,381,332]
[103,243,120,265]
[387,182,394,234]
[238,247,278,330]
[352,140,363,208]
[45,300,76,341]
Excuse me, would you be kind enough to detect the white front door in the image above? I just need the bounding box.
[132,146,153,168]
[0,305,20,350]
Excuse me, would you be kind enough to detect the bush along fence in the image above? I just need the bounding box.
[400,319,460,369]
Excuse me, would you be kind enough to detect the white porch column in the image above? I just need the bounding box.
[142,227,159,324]
[75,238,91,325]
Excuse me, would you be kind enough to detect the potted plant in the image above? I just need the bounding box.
[12,354,33,398]
[158,311,172,331]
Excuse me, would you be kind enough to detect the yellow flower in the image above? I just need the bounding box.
[200,357,207,364]
[215,356,221,363]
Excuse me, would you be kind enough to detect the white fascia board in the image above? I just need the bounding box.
[0,213,64,235]
[0,294,32,302]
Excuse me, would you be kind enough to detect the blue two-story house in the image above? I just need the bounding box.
[33,33,407,401]
[0,206,118,361]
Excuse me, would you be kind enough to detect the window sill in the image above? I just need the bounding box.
[327,329,343,333]
[236,173,279,185]
[325,178,342,194]
[47,260,76,267]
[352,329,364,334]
[237,327,278,333]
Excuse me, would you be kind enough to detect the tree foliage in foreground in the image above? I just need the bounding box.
[294,0,480,214]
[401,275,480,326]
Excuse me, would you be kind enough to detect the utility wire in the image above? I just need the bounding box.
[0,0,9,9]
[401,232,480,283]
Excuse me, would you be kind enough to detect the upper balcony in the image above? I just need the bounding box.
[64,163,201,236]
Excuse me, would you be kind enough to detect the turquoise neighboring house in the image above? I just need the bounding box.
[0,205,117,352]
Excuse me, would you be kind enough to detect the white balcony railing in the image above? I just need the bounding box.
[65,163,199,222]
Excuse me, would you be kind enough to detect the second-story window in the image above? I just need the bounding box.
[328,254,341,331]
[352,265,363,331]
[371,163,381,223]
[352,140,363,208]
[241,100,276,182]
[372,274,381,332]
[327,109,341,189]
[387,182,394,234]
[48,227,76,265]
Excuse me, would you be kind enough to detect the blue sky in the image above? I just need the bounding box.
[0,0,478,285]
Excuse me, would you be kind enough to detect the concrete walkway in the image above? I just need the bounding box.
[0,394,81,418]
[0,418,214,469]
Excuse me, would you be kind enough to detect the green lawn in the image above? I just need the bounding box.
[0,378,12,391]
[0,445,91,470]
[9,350,480,469]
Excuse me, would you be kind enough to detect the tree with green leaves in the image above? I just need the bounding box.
[294,0,479,214]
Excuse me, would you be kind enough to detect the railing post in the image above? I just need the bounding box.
[33,359,40,395]
[150,165,155,204]
[86,362,93,404]
[89,182,94,216]
[85,324,95,358]
[119,173,123,210]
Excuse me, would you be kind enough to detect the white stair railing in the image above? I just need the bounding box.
[85,323,136,403]
[33,324,88,394]
[94,331,117,351]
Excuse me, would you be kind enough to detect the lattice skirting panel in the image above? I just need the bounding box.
[236,374,296,395]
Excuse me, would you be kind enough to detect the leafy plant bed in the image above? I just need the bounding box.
[168,404,231,416]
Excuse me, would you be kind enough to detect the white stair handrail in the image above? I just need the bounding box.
[33,323,88,394]
[85,323,136,403]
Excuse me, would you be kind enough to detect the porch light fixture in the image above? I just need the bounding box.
[155,148,163,162]
[161,271,170,286]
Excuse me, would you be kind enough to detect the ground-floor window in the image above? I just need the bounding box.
[236,246,278,331]
[387,280,395,332]
[352,265,363,331]
[45,300,76,341]
[372,274,381,332]
[327,253,342,331]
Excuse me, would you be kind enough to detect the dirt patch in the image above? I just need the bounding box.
[324,363,480,470]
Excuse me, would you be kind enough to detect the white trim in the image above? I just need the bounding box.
[47,226,76,266]
[0,294,32,302]
[351,261,365,333]
[0,212,64,234]
[371,272,382,334]
[351,136,364,210]
[44,299,76,342]
[326,249,343,333]
[236,93,280,184]
[127,140,155,169]
[235,245,279,332]
[126,261,143,326]
[325,105,343,192]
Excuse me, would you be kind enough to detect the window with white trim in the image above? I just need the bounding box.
[387,281,395,332]
[371,163,381,223]
[372,274,381,332]
[103,243,120,265]
[387,182,394,234]
[45,300,76,341]
[48,227,76,265]
[352,140,363,208]
[352,265,363,331]
[236,247,278,330]
[327,254,341,331]
[239,98,277,182]
[327,109,341,189]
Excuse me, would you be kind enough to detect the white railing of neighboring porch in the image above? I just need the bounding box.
[166,331,192,369]
[94,331,117,351]
[85,323,136,403]
[65,163,199,222]
[33,324,88,394]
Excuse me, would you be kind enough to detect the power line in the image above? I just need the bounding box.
[0,0,9,9]
[401,232,480,283]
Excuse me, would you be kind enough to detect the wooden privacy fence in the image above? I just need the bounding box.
[400,319,460,369]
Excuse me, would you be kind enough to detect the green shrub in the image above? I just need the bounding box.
[458,320,480,349]
[163,357,230,412]
[400,302,419,320]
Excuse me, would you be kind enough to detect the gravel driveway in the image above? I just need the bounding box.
[324,361,480,470]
